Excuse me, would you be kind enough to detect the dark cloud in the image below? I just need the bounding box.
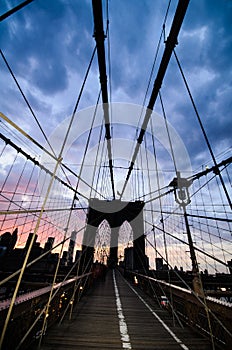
[0,0,231,173]
[0,0,94,95]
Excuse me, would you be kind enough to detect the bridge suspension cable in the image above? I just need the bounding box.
[92,0,115,200]
[0,44,106,200]
[0,49,56,158]
[144,167,232,272]
[0,82,105,345]
[0,0,34,22]
[0,1,231,348]
[126,0,172,203]
[120,0,190,199]
[135,0,172,131]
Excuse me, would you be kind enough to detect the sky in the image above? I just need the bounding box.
[0,0,231,270]
[0,0,231,166]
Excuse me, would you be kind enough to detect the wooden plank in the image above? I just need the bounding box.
[39,270,213,350]
[115,271,212,350]
[39,271,121,350]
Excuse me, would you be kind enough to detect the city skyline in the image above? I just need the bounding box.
[0,1,231,273]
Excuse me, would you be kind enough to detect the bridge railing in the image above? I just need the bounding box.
[0,269,100,350]
[125,270,232,349]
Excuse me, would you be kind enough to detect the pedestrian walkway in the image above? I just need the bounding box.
[39,269,212,350]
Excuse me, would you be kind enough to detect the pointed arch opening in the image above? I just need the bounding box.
[118,220,133,264]
[94,219,111,264]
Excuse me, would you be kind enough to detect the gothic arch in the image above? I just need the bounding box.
[94,219,111,264]
[81,199,147,270]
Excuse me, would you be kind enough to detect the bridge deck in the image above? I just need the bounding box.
[39,269,212,350]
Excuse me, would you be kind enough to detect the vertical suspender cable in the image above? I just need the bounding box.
[0,41,97,346]
[90,120,104,198]
[0,155,62,349]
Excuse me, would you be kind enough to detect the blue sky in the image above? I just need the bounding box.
[0,0,231,194]
[1,0,231,176]
[0,0,231,271]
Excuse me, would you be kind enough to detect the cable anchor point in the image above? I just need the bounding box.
[169,171,192,207]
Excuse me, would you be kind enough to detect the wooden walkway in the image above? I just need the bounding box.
[39,269,212,350]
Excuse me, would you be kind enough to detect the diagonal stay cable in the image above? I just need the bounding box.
[145,236,232,341]
[0,130,88,200]
[0,0,34,22]
[0,49,56,157]
[90,117,104,197]
[145,219,229,268]
[135,0,172,133]
[75,90,101,194]
[0,195,109,289]
[1,46,105,199]
[38,95,104,327]
[0,224,86,288]
[173,49,232,210]
[120,0,190,199]
[144,155,232,205]
[0,114,105,199]
[0,79,98,347]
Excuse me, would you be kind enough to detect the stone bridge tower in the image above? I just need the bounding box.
[81,199,148,271]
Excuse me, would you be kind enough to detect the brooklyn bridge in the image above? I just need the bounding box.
[0,0,231,349]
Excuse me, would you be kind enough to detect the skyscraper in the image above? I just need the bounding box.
[67,230,77,264]
[44,237,55,252]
